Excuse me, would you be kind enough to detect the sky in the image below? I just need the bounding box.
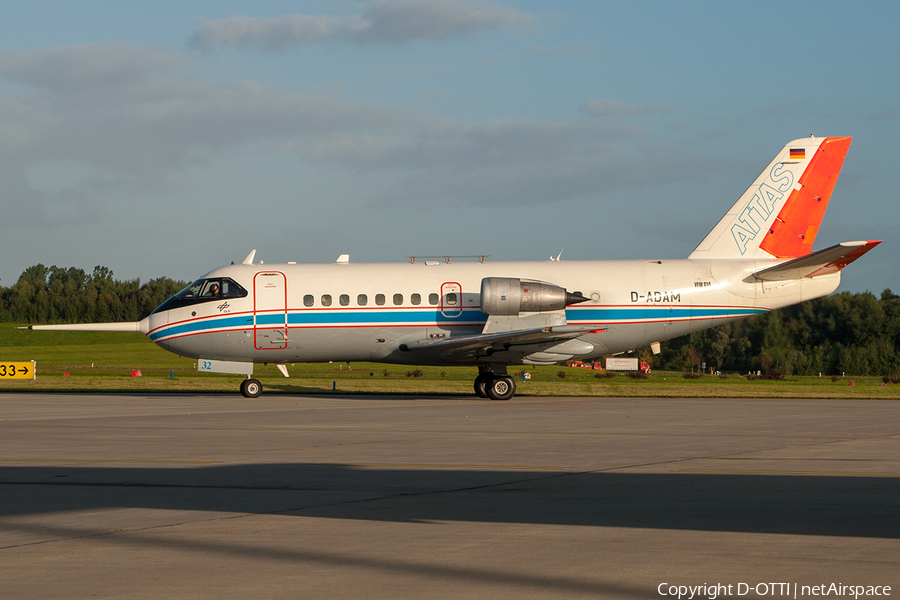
[0,0,897,294]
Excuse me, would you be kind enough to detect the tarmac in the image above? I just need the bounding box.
[0,393,898,599]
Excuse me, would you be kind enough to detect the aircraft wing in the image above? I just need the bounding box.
[399,324,603,361]
[751,240,881,282]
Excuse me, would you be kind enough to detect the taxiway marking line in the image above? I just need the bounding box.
[675,468,900,477]
[316,462,571,470]
[0,459,220,465]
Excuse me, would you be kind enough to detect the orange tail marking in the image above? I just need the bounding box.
[759,136,851,258]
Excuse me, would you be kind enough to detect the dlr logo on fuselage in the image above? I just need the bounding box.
[731,163,795,254]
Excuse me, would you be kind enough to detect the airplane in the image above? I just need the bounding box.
[29,136,880,400]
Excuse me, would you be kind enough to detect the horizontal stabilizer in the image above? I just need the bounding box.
[751,241,881,281]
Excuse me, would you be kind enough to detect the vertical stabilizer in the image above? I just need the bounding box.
[689,136,851,260]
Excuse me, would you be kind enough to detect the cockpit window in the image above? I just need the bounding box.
[178,280,204,299]
[201,281,221,297]
[173,278,246,300]
[152,277,247,314]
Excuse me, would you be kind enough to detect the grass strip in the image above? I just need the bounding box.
[1,326,898,399]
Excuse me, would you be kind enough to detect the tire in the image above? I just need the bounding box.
[474,373,491,398]
[240,378,262,398]
[486,375,516,401]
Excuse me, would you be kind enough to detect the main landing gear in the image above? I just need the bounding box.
[474,366,516,401]
[240,377,262,398]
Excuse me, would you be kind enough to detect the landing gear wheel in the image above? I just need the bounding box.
[486,375,516,401]
[474,373,491,398]
[240,378,262,398]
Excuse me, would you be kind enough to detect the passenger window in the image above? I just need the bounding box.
[375,294,385,306]
[303,294,314,307]
[446,292,458,306]
[393,293,403,305]
[411,293,421,305]
[357,294,368,306]
[321,294,332,307]
[429,293,439,305]
[340,294,350,306]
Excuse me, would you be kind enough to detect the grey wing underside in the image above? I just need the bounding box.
[399,324,603,363]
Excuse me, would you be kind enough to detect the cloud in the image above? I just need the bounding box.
[359,0,533,43]
[364,133,705,208]
[0,45,428,172]
[187,0,533,51]
[0,44,184,90]
[186,15,368,52]
[579,100,672,118]
[0,43,692,223]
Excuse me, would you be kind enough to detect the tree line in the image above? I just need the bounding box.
[1,264,897,376]
[0,264,186,324]
[653,289,900,377]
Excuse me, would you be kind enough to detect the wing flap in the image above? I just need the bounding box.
[751,240,881,281]
[400,325,604,359]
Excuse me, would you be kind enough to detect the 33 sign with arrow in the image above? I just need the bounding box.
[0,361,36,380]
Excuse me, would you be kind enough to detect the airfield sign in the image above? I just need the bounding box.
[0,361,36,380]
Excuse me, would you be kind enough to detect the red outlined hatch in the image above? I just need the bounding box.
[253,271,288,349]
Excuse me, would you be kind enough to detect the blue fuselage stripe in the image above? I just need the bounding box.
[150,315,254,340]
[148,306,766,341]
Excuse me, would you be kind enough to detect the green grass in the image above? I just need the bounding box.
[0,325,898,399]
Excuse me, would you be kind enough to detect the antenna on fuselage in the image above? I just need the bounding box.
[242,249,257,265]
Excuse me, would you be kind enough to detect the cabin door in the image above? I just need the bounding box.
[253,271,288,349]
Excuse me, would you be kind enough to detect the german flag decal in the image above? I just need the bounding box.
[789,148,805,160]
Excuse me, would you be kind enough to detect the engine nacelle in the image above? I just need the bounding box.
[480,277,572,315]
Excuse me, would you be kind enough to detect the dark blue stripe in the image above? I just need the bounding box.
[570,307,766,321]
[285,310,485,325]
[149,315,253,341]
[149,306,766,340]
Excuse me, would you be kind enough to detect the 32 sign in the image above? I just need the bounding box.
[0,361,36,380]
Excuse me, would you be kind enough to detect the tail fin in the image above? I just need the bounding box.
[689,136,851,260]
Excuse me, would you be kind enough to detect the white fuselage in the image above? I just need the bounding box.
[143,258,840,367]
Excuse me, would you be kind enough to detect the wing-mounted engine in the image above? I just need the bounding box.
[480,277,589,334]
[480,277,588,315]
[399,278,598,366]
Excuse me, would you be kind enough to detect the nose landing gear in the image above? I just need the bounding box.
[240,377,262,398]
